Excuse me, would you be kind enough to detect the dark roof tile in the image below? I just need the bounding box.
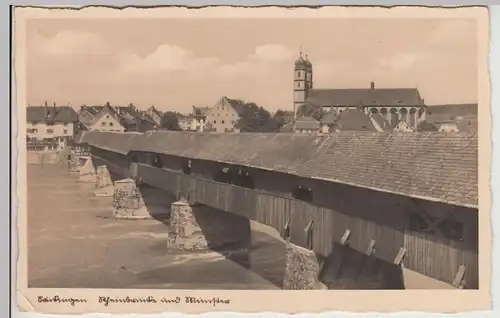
[295,116,320,130]
[306,88,424,107]
[336,109,377,131]
[27,106,78,123]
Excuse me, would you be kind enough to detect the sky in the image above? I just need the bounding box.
[25,18,478,113]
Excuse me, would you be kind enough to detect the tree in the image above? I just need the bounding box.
[297,103,326,121]
[234,100,279,133]
[417,120,438,132]
[161,111,181,131]
[272,109,294,129]
[202,122,216,132]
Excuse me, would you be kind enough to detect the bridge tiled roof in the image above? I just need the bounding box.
[76,131,142,155]
[78,131,478,208]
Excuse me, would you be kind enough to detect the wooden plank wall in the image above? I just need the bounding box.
[404,232,478,289]
[112,160,478,289]
[137,164,402,262]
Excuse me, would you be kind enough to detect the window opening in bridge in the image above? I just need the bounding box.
[214,167,232,184]
[409,213,464,242]
[183,160,192,175]
[152,155,162,168]
[292,185,313,203]
[232,168,255,189]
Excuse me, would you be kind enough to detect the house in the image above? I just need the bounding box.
[333,108,378,132]
[77,104,126,132]
[177,114,193,131]
[426,103,477,120]
[393,119,415,132]
[204,96,244,133]
[319,110,338,133]
[294,116,320,134]
[26,102,78,151]
[293,52,427,130]
[120,107,157,132]
[191,106,210,131]
[417,120,439,132]
[302,108,379,134]
[434,120,460,133]
[77,103,157,133]
[145,105,163,127]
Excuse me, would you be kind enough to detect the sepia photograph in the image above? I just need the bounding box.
[13,5,491,314]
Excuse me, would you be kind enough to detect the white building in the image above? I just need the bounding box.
[26,103,78,151]
[204,97,242,133]
[190,106,210,131]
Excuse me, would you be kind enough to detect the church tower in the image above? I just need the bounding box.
[293,51,308,121]
[305,54,313,90]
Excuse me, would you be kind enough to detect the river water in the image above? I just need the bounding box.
[27,165,285,289]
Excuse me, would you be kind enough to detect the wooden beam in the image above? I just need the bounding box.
[283,218,291,239]
[452,265,466,288]
[394,247,407,265]
[304,220,313,250]
[366,239,376,256]
[409,199,449,239]
[340,229,351,246]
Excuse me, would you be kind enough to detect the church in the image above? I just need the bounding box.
[293,52,427,130]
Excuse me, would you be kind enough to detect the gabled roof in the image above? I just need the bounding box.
[27,106,78,123]
[192,105,210,117]
[75,131,141,155]
[369,113,392,131]
[118,108,156,132]
[147,105,162,117]
[393,119,415,131]
[81,106,104,115]
[426,103,478,117]
[295,116,320,130]
[223,97,247,116]
[336,109,377,132]
[78,131,478,208]
[319,110,339,125]
[417,120,439,132]
[306,87,424,107]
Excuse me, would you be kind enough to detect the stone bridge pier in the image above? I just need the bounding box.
[111,178,173,219]
[77,156,97,183]
[282,242,406,290]
[94,163,251,251]
[283,242,327,290]
[166,201,251,251]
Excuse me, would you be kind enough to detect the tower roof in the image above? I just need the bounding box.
[294,52,308,69]
[305,55,312,69]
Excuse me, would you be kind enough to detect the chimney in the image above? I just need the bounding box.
[44,101,48,118]
[370,81,375,90]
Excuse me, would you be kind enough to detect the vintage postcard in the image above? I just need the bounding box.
[13,5,491,315]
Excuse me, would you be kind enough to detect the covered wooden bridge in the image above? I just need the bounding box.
[73,130,479,290]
